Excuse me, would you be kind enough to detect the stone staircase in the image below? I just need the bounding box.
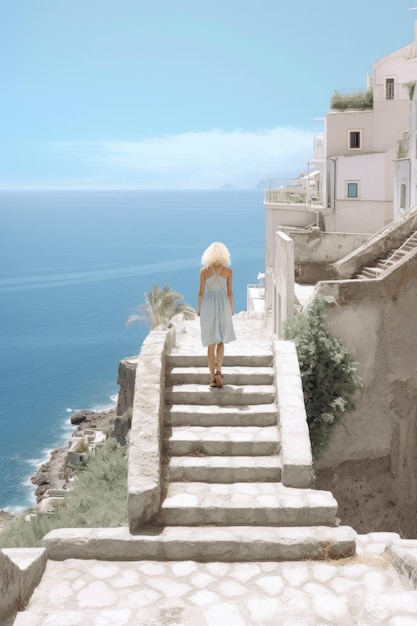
[141,338,356,560]
[42,318,355,563]
[355,230,417,279]
[164,354,280,487]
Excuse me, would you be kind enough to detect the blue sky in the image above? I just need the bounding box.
[2,0,417,189]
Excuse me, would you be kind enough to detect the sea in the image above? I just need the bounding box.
[0,188,265,511]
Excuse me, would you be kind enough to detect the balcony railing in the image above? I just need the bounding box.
[373,82,410,102]
[264,178,322,208]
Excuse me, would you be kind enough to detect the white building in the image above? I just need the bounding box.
[265,22,417,236]
[323,23,417,233]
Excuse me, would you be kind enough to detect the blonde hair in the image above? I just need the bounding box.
[201,242,231,267]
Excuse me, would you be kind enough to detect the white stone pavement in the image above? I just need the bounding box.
[12,534,417,625]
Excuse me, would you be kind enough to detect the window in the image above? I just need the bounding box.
[348,129,362,150]
[347,182,359,199]
[386,78,395,100]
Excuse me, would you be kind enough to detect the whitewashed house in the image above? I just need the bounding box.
[324,23,417,233]
[265,22,417,236]
[322,23,417,233]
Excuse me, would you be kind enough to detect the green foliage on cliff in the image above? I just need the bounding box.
[62,438,128,527]
[0,439,128,548]
[126,284,195,329]
[284,297,363,459]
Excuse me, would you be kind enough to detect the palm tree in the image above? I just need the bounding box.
[126,284,196,329]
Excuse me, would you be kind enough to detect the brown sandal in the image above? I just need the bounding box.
[214,371,223,388]
[209,379,217,388]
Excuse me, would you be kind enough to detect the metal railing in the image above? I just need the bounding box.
[264,178,323,207]
[373,82,410,102]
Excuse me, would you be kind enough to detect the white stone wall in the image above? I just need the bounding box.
[269,232,294,338]
[324,152,393,233]
[281,228,370,265]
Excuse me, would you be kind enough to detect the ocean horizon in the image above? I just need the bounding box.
[0,188,265,511]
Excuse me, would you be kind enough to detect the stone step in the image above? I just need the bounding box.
[14,590,417,626]
[165,384,276,406]
[166,402,278,427]
[361,266,383,278]
[13,611,132,626]
[157,482,339,527]
[168,351,273,368]
[166,426,280,456]
[168,455,282,482]
[387,248,409,259]
[43,525,356,562]
[376,261,391,269]
[168,366,274,385]
[360,245,416,278]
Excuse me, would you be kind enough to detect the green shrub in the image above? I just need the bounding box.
[284,297,363,458]
[331,90,373,111]
[60,438,128,527]
[0,438,128,548]
[0,512,58,549]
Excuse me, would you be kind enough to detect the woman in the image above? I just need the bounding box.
[197,242,236,388]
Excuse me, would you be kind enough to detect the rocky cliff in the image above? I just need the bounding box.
[30,356,139,504]
[116,356,138,416]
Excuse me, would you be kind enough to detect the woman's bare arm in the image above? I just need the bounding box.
[227,268,234,315]
[197,268,206,316]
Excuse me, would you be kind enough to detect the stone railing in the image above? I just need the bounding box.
[127,326,176,532]
[274,340,314,488]
[0,548,47,623]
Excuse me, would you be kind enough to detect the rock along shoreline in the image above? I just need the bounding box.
[30,408,117,503]
[0,408,116,533]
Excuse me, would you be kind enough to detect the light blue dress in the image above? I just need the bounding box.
[200,266,237,347]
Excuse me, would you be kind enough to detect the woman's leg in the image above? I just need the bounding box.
[207,344,216,384]
[215,342,224,373]
[214,342,224,387]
